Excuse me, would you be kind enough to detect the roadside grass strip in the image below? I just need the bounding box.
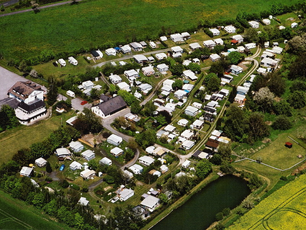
[0,208,32,229]
[228,174,306,230]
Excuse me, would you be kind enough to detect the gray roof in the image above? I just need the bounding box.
[0,98,20,110]
[97,96,127,116]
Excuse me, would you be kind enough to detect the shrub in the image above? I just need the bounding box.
[215,212,223,221]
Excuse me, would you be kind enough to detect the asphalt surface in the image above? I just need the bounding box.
[71,97,91,111]
[0,66,26,99]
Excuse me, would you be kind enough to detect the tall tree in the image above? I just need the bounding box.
[288,91,306,109]
[253,87,274,112]
[248,113,269,143]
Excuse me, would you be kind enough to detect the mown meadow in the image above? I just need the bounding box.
[0,0,302,60]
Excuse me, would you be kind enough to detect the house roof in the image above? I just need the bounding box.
[69,141,83,150]
[108,134,123,144]
[20,166,33,176]
[139,156,155,165]
[18,100,45,113]
[70,161,82,169]
[110,147,123,155]
[35,157,47,165]
[206,139,219,148]
[82,150,95,158]
[8,81,43,100]
[97,96,127,116]
[78,197,89,206]
[141,195,160,209]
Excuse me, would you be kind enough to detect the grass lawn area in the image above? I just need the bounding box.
[0,0,301,60]
[0,190,70,230]
[228,174,306,230]
[276,12,301,27]
[246,133,306,170]
[0,111,75,165]
[34,55,90,79]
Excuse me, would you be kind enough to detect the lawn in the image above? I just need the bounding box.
[228,174,306,230]
[0,111,74,165]
[0,190,70,230]
[0,0,301,60]
[241,133,305,170]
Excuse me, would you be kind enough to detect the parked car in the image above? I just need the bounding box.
[59,164,65,171]
[81,101,87,105]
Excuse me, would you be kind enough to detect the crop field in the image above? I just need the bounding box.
[228,174,306,229]
[0,191,69,230]
[0,0,301,60]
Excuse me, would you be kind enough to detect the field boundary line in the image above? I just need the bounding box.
[0,208,33,229]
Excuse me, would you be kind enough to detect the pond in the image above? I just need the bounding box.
[152,175,250,230]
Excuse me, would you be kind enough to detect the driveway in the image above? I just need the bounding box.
[71,97,91,111]
[0,66,25,100]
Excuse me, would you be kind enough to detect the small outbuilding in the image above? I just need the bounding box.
[100,157,112,166]
[107,134,123,146]
[35,157,47,167]
[285,142,292,148]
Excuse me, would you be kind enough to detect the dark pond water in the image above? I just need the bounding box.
[152,175,250,230]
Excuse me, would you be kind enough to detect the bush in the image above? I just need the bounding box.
[272,116,292,130]
[222,207,230,216]
[70,183,80,190]
[215,212,223,221]
[61,180,69,188]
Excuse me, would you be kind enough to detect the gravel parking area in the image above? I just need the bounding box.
[0,66,26,100]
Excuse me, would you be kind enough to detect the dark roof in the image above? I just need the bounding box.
[205,139,219,148]
[100,94,110,102]
[192,150,202,158]
[97,96,127,116]
[204,106,216,113]
[0,98,20,109]
[91,50,99,57]
[18,100,45,112]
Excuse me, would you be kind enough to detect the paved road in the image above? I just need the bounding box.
[0,0,79,17]
[0,66,25,99]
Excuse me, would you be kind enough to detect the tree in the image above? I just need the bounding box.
[227,51,242,65]
[47,76,58,106]
[210,154,222,165]
[273,101,292,117]
[158,193,169,204]
[222,208,230,216]
[46,161,52,173]
[74,108,102,134]
[213,45,225,54]
[272,116,292,130]
[0,105,20,132]
[224,105,248,141]
[135,129,157,148]
[220,162,235,174]
[172,79,183,90]
[288,34,306,54]
[74,213,84,229]
[187,63,201,73]
[288,91,306,109]
[170,64,184,76]
[218,143,232,161]
[248,113,270,142]
[228,86,237,103]
[207,75,220,92]
[244,28,259,43]
[267,74,285,97]
[118,90,137,106]
[142,101,157,116]
[195,159,212,179]
[253,87,274,112]
[215,212,223,221]
[131,101,142,114]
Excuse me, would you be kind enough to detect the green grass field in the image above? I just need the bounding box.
[0,0,301,60]
[228,174,306,230]
[0,190,70,230]
[0,111,74,165]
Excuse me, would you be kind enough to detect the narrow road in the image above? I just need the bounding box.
[88,178,104,201]
[0,0,80,17]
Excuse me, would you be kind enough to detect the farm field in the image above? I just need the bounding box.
[0,0,302,60]
[0,190,70,230]
[228,174,306,230]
